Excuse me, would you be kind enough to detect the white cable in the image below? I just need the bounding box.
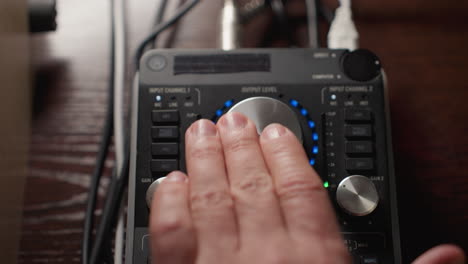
[112,0,126,261]
[221,0,241,50]
[113,0,125,173]
[327,0,359,50]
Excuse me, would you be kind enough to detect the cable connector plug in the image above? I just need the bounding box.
[327,4,359,50]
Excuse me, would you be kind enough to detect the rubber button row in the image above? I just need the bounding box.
[344,109,374,172]
[151,110,180,173]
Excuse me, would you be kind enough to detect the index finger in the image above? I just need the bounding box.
[259,123,341,240]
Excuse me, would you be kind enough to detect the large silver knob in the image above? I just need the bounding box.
[146,177,166,208]
[228,97,302,142]
[336,175,379,216]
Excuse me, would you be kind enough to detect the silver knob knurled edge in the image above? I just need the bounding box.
[336,175,379,216]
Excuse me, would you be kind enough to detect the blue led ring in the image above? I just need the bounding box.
[214,98,319,167]
[289,99,319,166]
[212,99,235,121]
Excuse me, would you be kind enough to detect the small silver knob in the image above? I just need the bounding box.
[336,175,379,216]
[146,177,166,208]
[228,97,302,142]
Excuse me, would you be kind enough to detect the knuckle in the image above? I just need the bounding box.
[267,138,298,158]
[151,218,189,238]
[232,173,274,195]
[225,136,257,154]
[269,140,291,155]
[277,175,324,202]
[190,189,233,211]
[188,141,222,160]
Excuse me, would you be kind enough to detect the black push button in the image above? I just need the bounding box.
[345,109,371,122]
[360,255,379,264]
[345,125,372,138]
[152,126,179,139]
[152,143,178,156]
[151,159,179,172]
[346,141,373,154]
[152,110,179,123]
[346,158,374,171]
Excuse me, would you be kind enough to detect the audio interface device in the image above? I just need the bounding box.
[125,48,401,264]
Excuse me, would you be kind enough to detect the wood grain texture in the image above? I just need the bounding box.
[20,0,468,263]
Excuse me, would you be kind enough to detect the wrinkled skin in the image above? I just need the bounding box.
[150,113,465,264]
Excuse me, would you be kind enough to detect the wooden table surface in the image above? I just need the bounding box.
[20,0,468,263]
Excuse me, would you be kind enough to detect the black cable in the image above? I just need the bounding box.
[151,0,168,48]
[317,0,334,24]
[89,155,130,264]
[83,1,201,263]
[134,0,200,69]
[81,0,115,262]
[269,0,294,44]
[103,248,115,264]
[154,0,168,26]
[80,86,114,264]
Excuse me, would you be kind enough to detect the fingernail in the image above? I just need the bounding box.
[262,124,287,139]
[166,172,187,182]
[220,112,247,129]
[192,119,217,137]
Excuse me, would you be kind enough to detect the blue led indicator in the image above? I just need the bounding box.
[224,100,234,108]
[155,95,162,102]
[290,99,299,107]
[308,121,316,128]
[312,133,319,141]
[312,146,319,154]
[301,108,308,116]
[216,109,223,117]
[309,159,316,165]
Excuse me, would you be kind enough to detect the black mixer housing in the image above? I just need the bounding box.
[125,48,401,264]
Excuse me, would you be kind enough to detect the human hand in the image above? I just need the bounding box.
[149,112,465,264]
[150,112,349,263]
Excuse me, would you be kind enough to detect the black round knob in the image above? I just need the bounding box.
[341,49,381,82]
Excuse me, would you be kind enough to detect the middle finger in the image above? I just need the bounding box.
[185,120,238,257]
[217,112,285,240]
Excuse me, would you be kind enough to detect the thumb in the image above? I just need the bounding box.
[412,244,465,264]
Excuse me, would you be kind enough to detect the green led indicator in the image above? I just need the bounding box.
[323,181,329,188]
